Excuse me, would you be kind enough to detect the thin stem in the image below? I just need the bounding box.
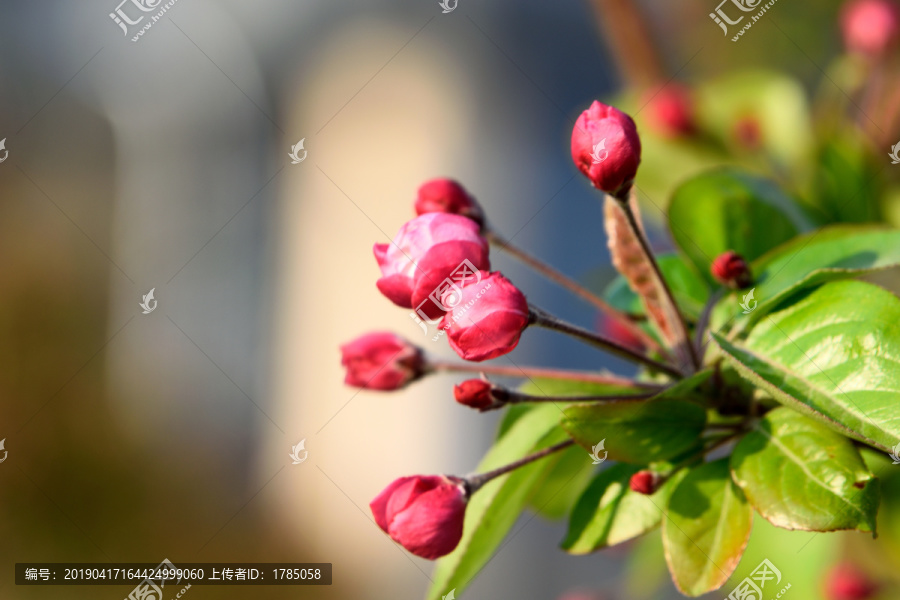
[613,195,701,372]
[693,288,723,359]
[530,306,683,379]
[485,228,664,357]
[466,439,575,494]
[429,360,663,391]
[501,388,657,405]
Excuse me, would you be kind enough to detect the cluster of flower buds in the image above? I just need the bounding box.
[338,97,758,560]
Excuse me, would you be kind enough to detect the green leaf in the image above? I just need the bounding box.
[426,404,565,600]
[563,463,687,553]
[604,253,710,321]
[711,280,900,452]
[527,443,595,520]
[745,225,900,322]
[668,169,806,284]
[809,133,882,224]
[731,407,879,533]
[663,459,753,597]
[561,371,710,464]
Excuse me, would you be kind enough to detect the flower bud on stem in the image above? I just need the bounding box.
[529,305,683,379]
[454,377,658,412]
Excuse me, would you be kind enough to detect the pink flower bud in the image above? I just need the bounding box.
[374,213,490,316]
[340,332,425,391]
[414,178,485,227]
[596,313,645,353]
[440,271,530,362]
[711,251,753,289]
[824,563,879,600]
[629,470,661,495]
[644,85,696,139]
[841,0,900,56]
[370,475,467,559]
[453,379,495,410]
[571,101,642,196]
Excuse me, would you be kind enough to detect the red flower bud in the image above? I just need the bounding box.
[453,379,495,410]
[711,251,753,289]
[596,313,645,353]
[824,562,879,600]
[644,85,696,139]
[340,332,425,391]
[571,101,641,196]
[841,0,900,56]
[374,213,490,316]
[440,271,530,362]
[370,475,467,559]
[629,470,661,495]
[414,178,485,228]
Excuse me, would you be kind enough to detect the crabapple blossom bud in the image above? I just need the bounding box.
[374,213,490,313]
[572,101,642,197]
[370,475,467,559]
[596,313,645,353]
[453,379,495,410]
[711,251,753,289]
[414,178,485,228]
[629,470,661,495]
[340,332,425,391]
[841,0,900,56]
[440,271,530,362]
[644,85,696,138]
[824,562,878,600]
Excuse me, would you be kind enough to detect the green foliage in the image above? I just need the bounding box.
[425,63,900,599]
[663,459,754,597]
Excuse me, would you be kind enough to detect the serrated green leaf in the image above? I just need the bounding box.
[711,281,900,453]
[563,463,687,553]
[731,407,879,534]
[744,225,900,323]
[663,459,753,597]
[426,404,565,600]
[668,169,807,285]
[561,370,711,464]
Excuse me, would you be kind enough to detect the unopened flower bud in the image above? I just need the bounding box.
[453,379,496,410]
[629,470,661,495]
[415,178,485,228]
[644,84,696,139]
[841,0,900,56]
[440,271,530,362]
[571,101,642,197]
[711,251,753,289]
[340,332,425,391]
[370,475,467,559]
[824,562,879,600]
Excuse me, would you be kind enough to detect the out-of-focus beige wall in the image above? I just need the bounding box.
[271,17,476,598]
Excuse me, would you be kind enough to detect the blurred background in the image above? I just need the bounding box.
[1,0,899,598]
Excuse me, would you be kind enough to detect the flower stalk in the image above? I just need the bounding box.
[465,439,576,495]
[529,305,683,379]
